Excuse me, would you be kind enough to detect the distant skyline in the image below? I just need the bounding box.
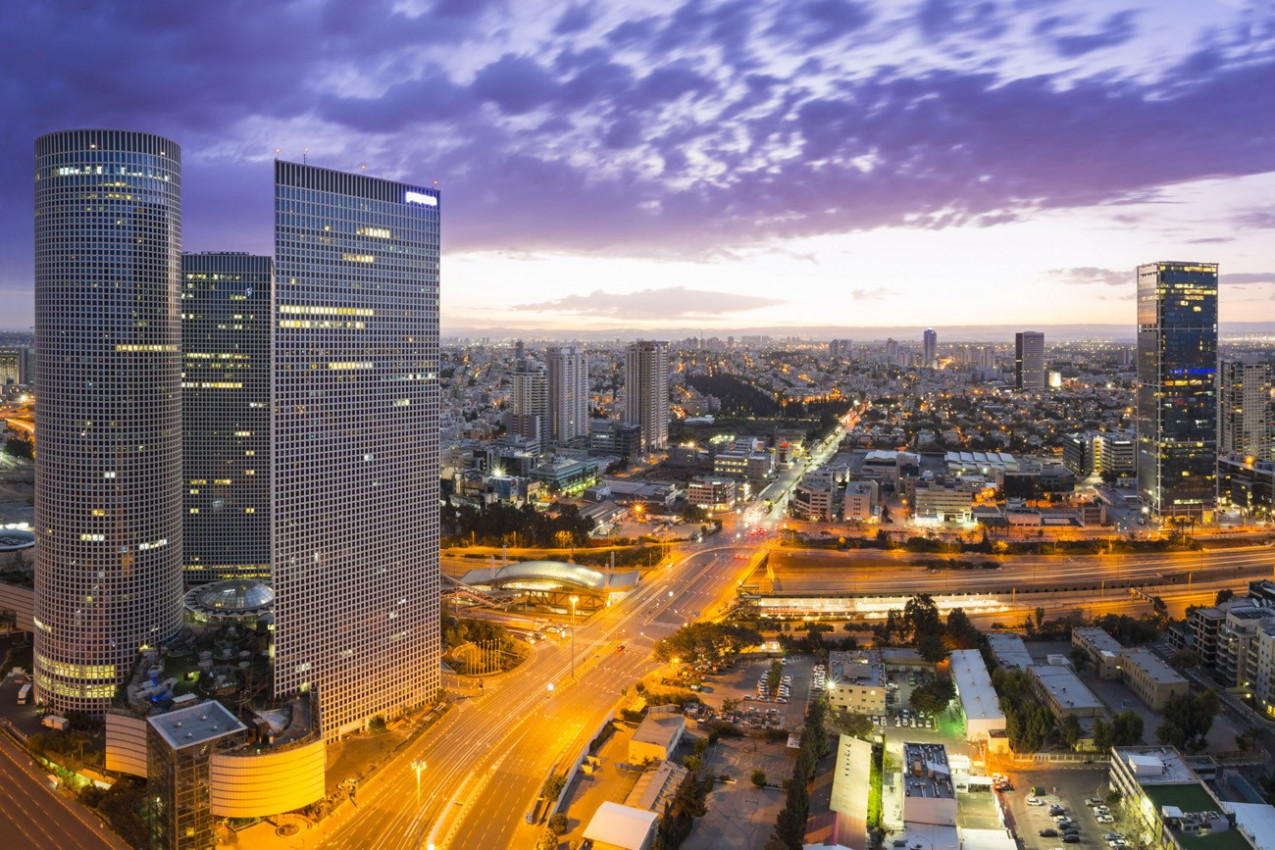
[1,0,1273,331]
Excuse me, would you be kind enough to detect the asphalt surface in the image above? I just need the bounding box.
[316,543,756,850]
[0,734,126,850]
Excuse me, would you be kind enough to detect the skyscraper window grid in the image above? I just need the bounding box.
[33,129,185,712]
[1135,261,1219,521]
[181,252,273,585]
[271,161,440,737]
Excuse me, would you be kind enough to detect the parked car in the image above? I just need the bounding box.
[1039,829,1059,838]
[1097,815,1114,824]
[1027,797,1044,806]
[1063,835,1080,844]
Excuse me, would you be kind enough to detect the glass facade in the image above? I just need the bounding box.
[33,129,185,713]
[625,340,669,452]
[271,161,440,737]
[181,253,273,584]
[1136,261,1218,520]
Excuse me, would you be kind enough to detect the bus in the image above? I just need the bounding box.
[17,683,31,704]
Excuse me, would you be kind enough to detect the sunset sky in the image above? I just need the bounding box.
[1,0,1272,335]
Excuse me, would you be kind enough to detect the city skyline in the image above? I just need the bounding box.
[2,1,1274,333]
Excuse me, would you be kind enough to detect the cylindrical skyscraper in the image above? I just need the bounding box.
[34,130,184,712]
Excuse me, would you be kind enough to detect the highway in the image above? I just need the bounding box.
[762,545,1275,596]
[0,734,126,850]
[317,544,754,850]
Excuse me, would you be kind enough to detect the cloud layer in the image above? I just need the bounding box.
[516,286,784,319]
[1,0,1273,316]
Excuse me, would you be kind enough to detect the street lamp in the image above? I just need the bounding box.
[412,759,427,804]
[569,595,579,678]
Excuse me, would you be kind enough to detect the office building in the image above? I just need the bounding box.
[272,161,440,737]
[922,328,937,368]
[546,346,588,443]
[1136,262,1218,520]
[1218,360,1271,460]
[33,129,185,713]
[0,347,33,385]
[1096,430,1136,478]
[510,355,548,446]
[625,340,669,452]
[1119,648,1189,712]
[180,253,273,585]
[1014,331,1045,390]
[1062,432,1095,478]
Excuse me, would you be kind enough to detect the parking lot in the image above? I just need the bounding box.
[1001,767,1117,850]
[701,655,815,730]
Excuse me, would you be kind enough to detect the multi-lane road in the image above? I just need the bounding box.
[317,537,1271,849]
[317,544,754,850]
[0,734,125,850]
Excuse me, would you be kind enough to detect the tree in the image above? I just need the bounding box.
[910,677,956,716]
[903,594,942,643]
[833,713,874,739]
[917,631,949,663]
[1111,710,1144,746]
[1215,589,1235,606]
[1169,650,1203,672]
[548,813,568,835]
[1061,714,1083,750]
[752,769,767,787]
[1069,646,1091,673]
[946,608,983,650]
[1156,692,1220,752]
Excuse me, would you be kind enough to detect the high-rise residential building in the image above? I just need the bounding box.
[272,161,440,737]
[625,340,669,453]
[510,355,548,447]
[1136,261,1219,521]
[1218,360,1272,461]
[180,253,273,585]
[884,338,899,365]
[33,129,185,712]
[547,346,588,443]
[922,328,937,368]
[1014,331,1046,390]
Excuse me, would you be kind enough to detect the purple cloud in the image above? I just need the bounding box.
[515,287,785,319]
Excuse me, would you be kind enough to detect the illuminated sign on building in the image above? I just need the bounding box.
[404,191,437,207]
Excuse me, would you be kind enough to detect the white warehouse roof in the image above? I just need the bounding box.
[949,650,1005,725]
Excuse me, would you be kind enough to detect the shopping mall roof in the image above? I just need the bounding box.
[0,528,34,552]
[458,560,640,594]
[184,579,275,618]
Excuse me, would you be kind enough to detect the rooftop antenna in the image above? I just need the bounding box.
[303,147,310,165]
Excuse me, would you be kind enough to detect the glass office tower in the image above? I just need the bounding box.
[33,130,185,712]
[272,162,440,737]
[625,340,669,452]
[1014,331,1045,390]
[181,253,273,584]
[1136,261,1218,521]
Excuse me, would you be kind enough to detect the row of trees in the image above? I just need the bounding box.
[652,623,763,667]
[872,594,984,663]
[440,499,594,548]
[993,668,1055,753]
[764,697,831,850]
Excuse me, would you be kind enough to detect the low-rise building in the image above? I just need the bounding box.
[826,651,887,716]
[1119,648,1190,712]
[1109,747,1257,850]
[987,634,1033,671]
[949,650,1006,751]
[902,742,957,827]
[1072,626,1125,679]
[1029,664,1105,719]
[843,481,878,521]
[687,477,738,513]
[583,801,659,850]
[629,712,685,764]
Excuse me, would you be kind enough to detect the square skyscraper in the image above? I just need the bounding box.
[272,162,440,737]
[1136,261,1218,521]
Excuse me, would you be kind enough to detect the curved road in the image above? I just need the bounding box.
[317,544,753,850]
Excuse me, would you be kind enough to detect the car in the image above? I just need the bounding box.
[1039,829,1059,838]
[1027,797,1044,806]
[1087,798,1104,807]
[1103,833,1123,842]
[1063,835,1080,844]
[1056,819,1074,830]
[1049,805,1066,816]
[1097,815,1115,824]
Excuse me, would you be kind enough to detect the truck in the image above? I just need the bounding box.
[41,714,70,732]
[17,683,31,704]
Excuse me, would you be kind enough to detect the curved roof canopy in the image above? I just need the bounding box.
[185,579,275,617]
[459,560,640,593]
